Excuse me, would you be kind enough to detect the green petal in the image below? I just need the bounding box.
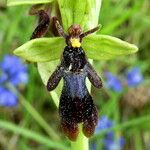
[13,37,65,62]
[82,35,138,60]
[7,0,54,6]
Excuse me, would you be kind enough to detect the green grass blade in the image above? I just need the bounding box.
[0,120,68,150]
[7,84,59,140]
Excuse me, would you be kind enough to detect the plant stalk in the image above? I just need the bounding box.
[71,124,89,150]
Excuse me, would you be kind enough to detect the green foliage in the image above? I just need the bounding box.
[0,120,68,150]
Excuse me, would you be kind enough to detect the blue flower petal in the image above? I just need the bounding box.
[0,88,18,107]
[0,72,8,84]
[104,138,124,150]
[91,143,96,150]
[10,71,28,85]
[96,116,114,133]
[0,55,28,86]
[126,67,143,87]
[104,72,123,92]
[95,116,125,150]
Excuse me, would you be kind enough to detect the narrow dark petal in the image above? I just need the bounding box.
[85,62,102,89]
[30,10,50,39]
[47,64,64,91]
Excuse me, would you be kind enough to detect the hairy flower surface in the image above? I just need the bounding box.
[0,55,28,107]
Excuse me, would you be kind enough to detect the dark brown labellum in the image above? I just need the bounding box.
[47,45,102,141]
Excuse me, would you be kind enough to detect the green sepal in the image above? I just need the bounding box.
[57,0,101,31]
[82,35,138,60]
[7,0,54,6]
[13,37,65,62]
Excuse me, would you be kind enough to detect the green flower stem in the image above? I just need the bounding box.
[7,84,59,141]
[71,124,89,150]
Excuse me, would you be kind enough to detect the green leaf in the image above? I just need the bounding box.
[7,0,54,6]
[82,34,138,60]
[14,37,65,62]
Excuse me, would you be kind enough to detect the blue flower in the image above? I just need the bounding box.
[0,55,28,86]
[104,137,125,150]
[0,87,18,107]
[104,72,123,92]
[92,116,125,150]
[96,116,114,132]
[0,55,28,107]
[126,67,143,87]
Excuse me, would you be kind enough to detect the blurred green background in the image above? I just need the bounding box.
[0,0,150,150]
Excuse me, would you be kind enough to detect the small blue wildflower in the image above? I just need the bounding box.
[104,72,123,92]
[92,116,125,150]
[0,55,28,85]
[96,116,114,132]
[126,67,143,87]
[0,55,28,107]
[104,137,125,150]
[0,87,18,107]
